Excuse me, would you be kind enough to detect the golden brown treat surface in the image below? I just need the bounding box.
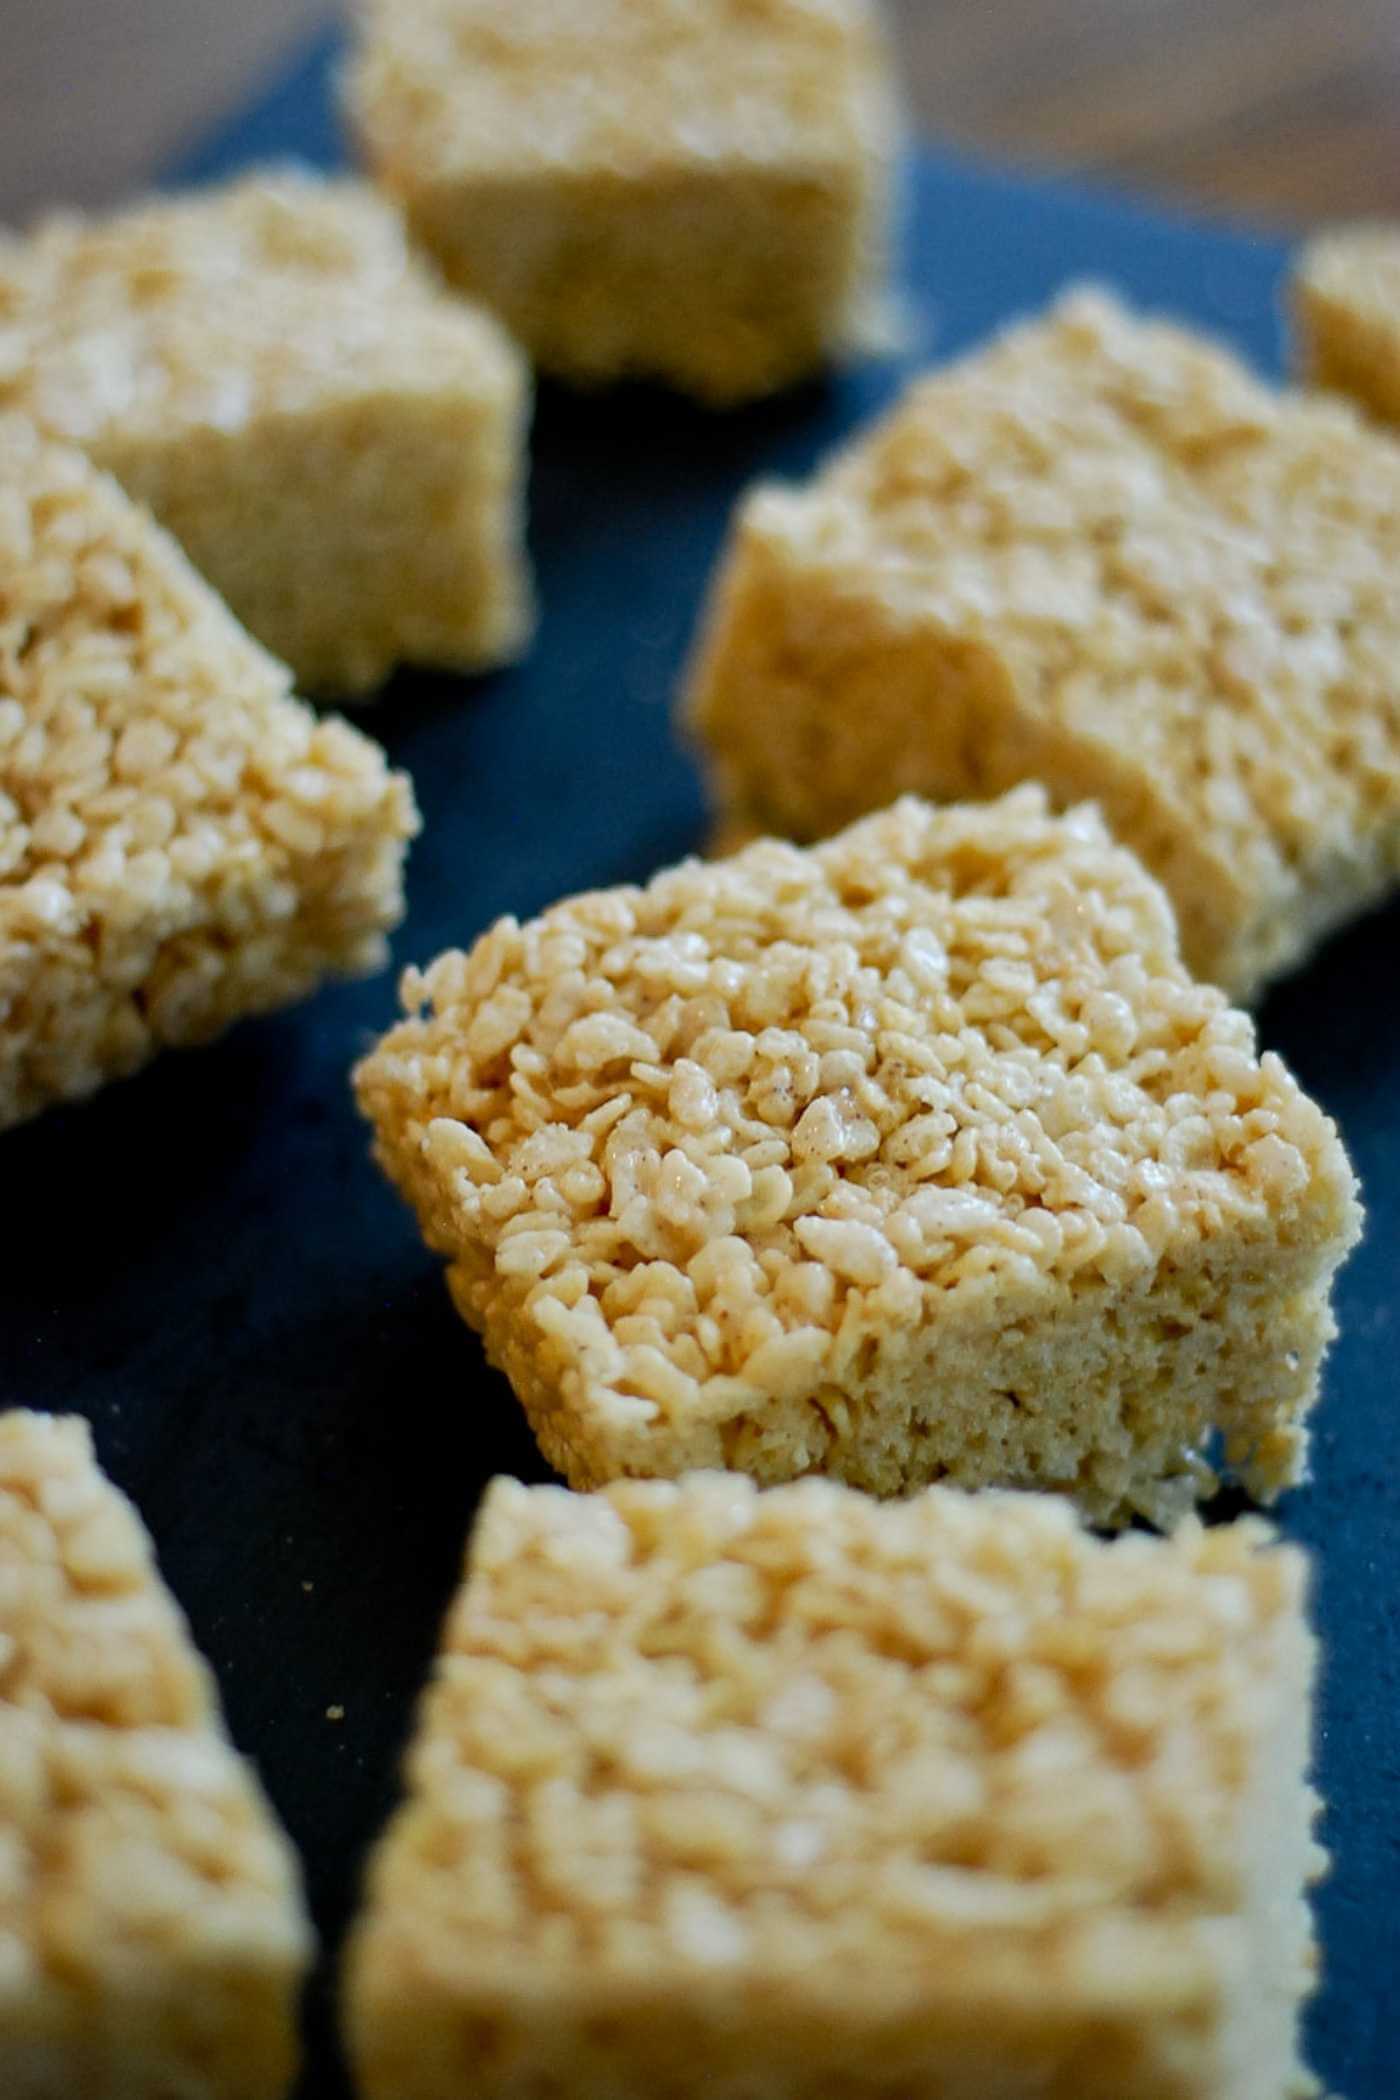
[346,0,900,401]
[0,414,416,1129]
[346,1473,1320,2100]
[0,1410,311,2100]
[0,170,532,691]
[356,790,1359,1524]
[351,0,891,181]
[686,288,1400,997]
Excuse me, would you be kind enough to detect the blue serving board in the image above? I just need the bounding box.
[4,28,1396,2098]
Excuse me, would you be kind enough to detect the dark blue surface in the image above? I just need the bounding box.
[2,30,1395,2099]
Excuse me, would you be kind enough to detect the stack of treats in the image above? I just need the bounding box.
[5,1,1400,2096]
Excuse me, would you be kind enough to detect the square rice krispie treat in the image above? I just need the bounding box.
[1293,223,1400,429]
[0,168,532,695]
[344,0,900,405]
[0,414,416,1131]
[685,288,1400,1000]
[0,1410,312,2100]
[354,790,1360,1528]
[344,1473,1323,2100]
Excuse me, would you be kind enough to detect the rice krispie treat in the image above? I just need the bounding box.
[345,1473,1322,2100]
[354,790,1360,1528]
[0,168,532,695]
[344,0,900,405]
[1293,223,1400,429]
[0,414,416,1131]
[685,287,1400,1000]
[0,1410,311,2100]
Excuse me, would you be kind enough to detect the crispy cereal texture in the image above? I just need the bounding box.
[0,414,417,1131]
[0,1410,312,2100]
[344,0,900,404]
[354,789,1360,1528]
[0,168,532,694]
[345,1473,1322,2100]
[685,287,1400,1000]
[1293,223,1400,430]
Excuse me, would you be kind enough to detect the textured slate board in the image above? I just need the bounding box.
[3,28,1397,2097]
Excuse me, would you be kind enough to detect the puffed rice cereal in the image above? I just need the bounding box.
[355,788,1360,1527]
[0,1409,311,2100]
[686,287,1400,1000]
[0,169,531,694]
[345,1472,1321,2100]
[0,413,416,1130]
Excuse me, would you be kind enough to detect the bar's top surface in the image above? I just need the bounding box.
[348,0,893,184]
[0,169,518,446]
